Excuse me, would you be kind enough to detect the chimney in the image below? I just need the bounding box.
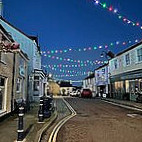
[0,0,3,16]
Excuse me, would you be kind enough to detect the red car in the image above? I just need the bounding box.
[81,89,92,98]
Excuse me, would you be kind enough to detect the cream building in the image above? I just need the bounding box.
[109,41,142,101]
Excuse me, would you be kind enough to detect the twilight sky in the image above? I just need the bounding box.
[3,0,142,85]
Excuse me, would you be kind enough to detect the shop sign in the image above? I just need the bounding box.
[121,73,142,80]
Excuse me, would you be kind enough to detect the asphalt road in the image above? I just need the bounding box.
[56,97,142,142]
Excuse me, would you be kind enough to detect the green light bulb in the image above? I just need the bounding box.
[102,3,106,8]
[118,16,122,19]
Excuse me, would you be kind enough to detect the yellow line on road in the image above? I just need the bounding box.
[48,97,77,142]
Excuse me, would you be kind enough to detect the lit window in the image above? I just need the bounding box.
[125,53,130,65]
[137,48,142,62]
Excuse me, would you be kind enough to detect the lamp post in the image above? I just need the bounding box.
[100,50,114,60]
[100,50,114,98]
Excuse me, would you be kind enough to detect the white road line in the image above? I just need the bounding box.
[103,100,142,112]
[48,97,77,142]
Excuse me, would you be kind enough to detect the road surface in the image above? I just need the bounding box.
[56,97,142,142]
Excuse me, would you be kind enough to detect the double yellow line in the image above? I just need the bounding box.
[48,98,77,142]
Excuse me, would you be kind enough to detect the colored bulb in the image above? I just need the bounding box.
[102,3,107,8]
[136,22,139,26]
[109,6,113,11]
[118,15,122,19]
[94,47,97,50]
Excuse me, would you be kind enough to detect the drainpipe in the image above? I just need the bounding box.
[11,52,16,112]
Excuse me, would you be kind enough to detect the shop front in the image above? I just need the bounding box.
[110,69,142,101]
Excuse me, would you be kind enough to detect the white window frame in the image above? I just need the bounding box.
[125,53,130,66]
[0,76,7,112]
[114,59,118,69]
[16,78,22,93]
[137,48,142,62]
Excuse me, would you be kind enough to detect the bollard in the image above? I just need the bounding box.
[17,103,24,141]
[38,97,44,122]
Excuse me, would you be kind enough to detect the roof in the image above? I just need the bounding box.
[116,40,142,57]
[59,81,73,87]
[28,35,40,52]
[0,16,40,52]
[0,24,14,42]
[95,63,108,71]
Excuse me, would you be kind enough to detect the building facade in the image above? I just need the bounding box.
[0,24,28,116]
[95,64,110,98]
[0,17,44,101]
[83,73,96,97]
[109,41,142,101]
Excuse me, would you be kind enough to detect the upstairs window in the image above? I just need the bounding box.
[137,48,142,62]
[125,53,130,65]
[114,59,118,69]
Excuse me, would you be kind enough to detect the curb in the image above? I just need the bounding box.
[102,99,142,112]
[35,111,58,142]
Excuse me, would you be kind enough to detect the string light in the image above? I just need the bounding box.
[92,0,142,30]
[41,38,141,55]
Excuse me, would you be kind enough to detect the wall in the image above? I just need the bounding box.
[109,44,142,76]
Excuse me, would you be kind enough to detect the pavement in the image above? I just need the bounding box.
[0,102,57,142]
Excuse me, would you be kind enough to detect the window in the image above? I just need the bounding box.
[34,76,40,91]
[16,78,22,92]
[0,77,5,110]
[114,59,118,69]
[137,48,142,62]
[125,53,130,65]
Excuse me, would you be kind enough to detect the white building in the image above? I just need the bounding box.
[109,41,142,101]
[95,64,110,98]
[83,73,96,97]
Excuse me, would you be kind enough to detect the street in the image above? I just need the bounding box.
[56,97,142,142]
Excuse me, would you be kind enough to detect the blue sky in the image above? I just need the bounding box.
[3,0,142,85]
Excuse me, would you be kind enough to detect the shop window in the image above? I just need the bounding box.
[137,48,142,62]
[125,80,129,93]
[16,78,22,92]
[140,80,142,92]
[0,77,5,110]
[125,53,130,65]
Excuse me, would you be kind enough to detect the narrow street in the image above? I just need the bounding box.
[56,97,142,142]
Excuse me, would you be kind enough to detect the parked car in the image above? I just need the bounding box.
[81,89,92,98]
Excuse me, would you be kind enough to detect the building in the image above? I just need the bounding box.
[0,16,45,101]
[83,73,96,97]
[109,41,142,101]
[0,24,28,117]
[59,81,73,96]
[95,63,110,98]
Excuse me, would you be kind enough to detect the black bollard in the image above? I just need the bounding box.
[38,97,44,122]
[17,103,24,141]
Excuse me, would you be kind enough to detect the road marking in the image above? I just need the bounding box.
[48,97,77,142]
[103,100,142,112]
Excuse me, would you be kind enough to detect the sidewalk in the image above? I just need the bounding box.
[0,102,57,142]
[0,97,70,142]
[102,98,142,110]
